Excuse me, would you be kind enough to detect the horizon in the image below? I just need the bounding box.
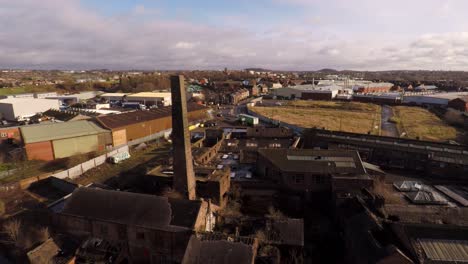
[1,0,468,71]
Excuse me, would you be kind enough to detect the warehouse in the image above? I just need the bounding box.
[126,92,172,106]
[20,120,112,161]
[353,82,393,93]
[96,103,208,146]
[100,93,129,102]
[272,85,342,100]
[0,98,60,121]
[403,92,468,107]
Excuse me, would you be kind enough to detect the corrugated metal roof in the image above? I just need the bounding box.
[21,120,109,144]
[127,92,171,98]
[419,239,468,262]
[96,103,207,129]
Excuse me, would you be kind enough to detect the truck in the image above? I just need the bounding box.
[238,114,259,126]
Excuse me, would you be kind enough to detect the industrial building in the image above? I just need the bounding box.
[402,92,468,107]
[45,91,101,105]
[448,97,468,112]
[0,98,60,121]
[127,92,172,106]
[353,82,393,93]
[100,92,128,102]
[20,120,112,161]
[272,85,346,100]
[96,103,208,146]
[255,148,372,193]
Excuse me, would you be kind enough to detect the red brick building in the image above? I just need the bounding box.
[448,97,468,112]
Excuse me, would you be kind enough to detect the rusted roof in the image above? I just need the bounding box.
[182,233,257,264]
[96,103,207,129]
[61,188,201,230]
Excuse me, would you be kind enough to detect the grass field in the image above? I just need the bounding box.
[251,100,382,135]
[393,106,459,142]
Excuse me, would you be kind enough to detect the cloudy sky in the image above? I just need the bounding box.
[1,0,468,70]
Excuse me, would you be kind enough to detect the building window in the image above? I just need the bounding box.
[269,143,281,148]
[294,174,304,184]
[136,232,145,240]
[100,225,108,235]
[316,175,325,184]
[0,133,6,138]
[246,142,257,147]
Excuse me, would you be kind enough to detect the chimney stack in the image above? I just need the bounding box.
[170,75,196,200]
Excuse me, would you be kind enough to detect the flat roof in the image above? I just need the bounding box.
[127,92,171,98]
[100,93,129,97]
[20,120,109,144]
[258,148,366,174]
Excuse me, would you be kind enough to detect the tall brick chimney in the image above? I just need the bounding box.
[171,75,196,200]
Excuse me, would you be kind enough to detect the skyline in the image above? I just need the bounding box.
[1,0,468,71]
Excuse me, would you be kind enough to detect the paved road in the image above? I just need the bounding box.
[381,105,399,137]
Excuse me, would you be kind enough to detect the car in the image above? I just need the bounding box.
[230,172,236,179]
[245,172,253,179]
[221,154,229,159]
[216,164,224,170]
[233,154,239,160]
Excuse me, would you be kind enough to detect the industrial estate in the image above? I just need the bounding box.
[0,69,467,264]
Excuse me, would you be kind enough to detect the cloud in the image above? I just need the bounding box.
[0,0,468,70]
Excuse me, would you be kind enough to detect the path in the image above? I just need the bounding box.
[381,105,399,137]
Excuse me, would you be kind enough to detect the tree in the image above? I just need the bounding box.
[3,219,21,244]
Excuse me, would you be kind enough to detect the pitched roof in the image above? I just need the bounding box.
[61,188,201,230]
[182,233,257,264]
[269,218,304,246]
[96,103,207,129]
[257,148,366,174]
[20,120,109,144]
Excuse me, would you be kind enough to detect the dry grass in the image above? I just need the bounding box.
[393,106,459,142]
[373,181,403,205]
[251,101,381,135]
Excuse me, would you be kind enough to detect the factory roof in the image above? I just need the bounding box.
[182,233,257,264]
[257,148,366,174]
[61,188,201,231]
[291,84,342,91]
[391,222,468,263]
[96,103,206,129]
[127,92,171,98]
[20,120,109,144]
[100,93,129,97]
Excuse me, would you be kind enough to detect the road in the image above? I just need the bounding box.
[381,105,399,137]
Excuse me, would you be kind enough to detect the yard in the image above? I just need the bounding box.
[392,106,459,142]
[250,100,382,135]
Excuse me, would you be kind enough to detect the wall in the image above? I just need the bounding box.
[0,103,15,121]
[25,141,55,161]
[0,127,21,144]
[52,135,99,159]
[112,129,127,147]
[301,92,333,100]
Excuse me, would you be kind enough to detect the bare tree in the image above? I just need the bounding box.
[3,219,21,244]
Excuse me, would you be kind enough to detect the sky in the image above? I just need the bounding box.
[1,0,468,71]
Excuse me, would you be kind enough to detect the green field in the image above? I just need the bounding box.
[393,106,459,142]
[251,101,381,135]
[0,85,56,96]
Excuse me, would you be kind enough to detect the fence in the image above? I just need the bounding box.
[11,145,129,190]
[247,107,304,135]
[1,125,175,192]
